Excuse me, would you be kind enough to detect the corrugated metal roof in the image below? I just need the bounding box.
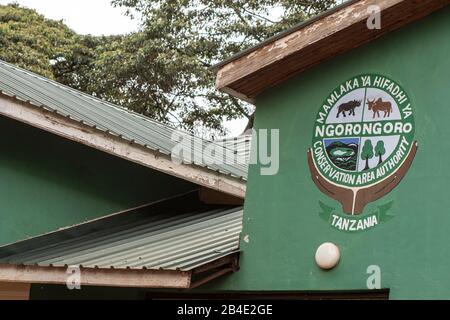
[0,206,243,271]
[0,60,248,179]
[215,135,252,164]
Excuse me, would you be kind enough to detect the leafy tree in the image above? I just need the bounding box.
[361,139,374,171]
[0,3,80,79]
[0,4,111,94]
[0,1,337,135]
[106,0,337,134]
[52,35,115,95]
[375,140,386,165]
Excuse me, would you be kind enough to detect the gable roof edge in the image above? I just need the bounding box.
[215,0,450,101]
[0,93,246,198]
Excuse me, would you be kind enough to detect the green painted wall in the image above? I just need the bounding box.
[0,116,196,245]
[209,8,450,299]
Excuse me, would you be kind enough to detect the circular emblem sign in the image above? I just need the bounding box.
[308,74,417,225]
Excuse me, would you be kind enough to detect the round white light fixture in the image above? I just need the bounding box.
[315,242,340,270]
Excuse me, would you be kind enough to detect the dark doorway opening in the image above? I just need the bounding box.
[146,289,390,300]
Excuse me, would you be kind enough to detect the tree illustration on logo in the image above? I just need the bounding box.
[361,139,374,171]
[375,140,386,165]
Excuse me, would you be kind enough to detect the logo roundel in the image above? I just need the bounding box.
[308,74,417,218]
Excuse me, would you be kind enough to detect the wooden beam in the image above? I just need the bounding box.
[0,282,30,300]
[216,0,450,100]
[192,254,239,275]
[0,264,191,289]
[189,267,234,289]
[0,95,246,198]
[190,253,239,289]
[0,254,240,290]
[221,86,255,104]
[199,187,244,205]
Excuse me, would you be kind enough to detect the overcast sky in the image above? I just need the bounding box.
[0,0,140,35]
[0,0,248,135]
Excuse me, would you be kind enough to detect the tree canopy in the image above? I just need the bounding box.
[375,140,386,164]
[361,139,374,171]
[0,1,337,135]
[0,3,80,78]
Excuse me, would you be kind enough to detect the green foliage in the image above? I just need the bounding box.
[361,139,374,171]
[0,1,336,134]
[375,140,386,156]
[110,0,337,134]
[0,3,80,78]
[375,140,386,164]
[361,139,374,160]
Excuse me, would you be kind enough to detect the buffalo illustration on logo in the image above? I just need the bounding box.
[308,74,417,218]
[367,98,392,118]
[336,99,362,118]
